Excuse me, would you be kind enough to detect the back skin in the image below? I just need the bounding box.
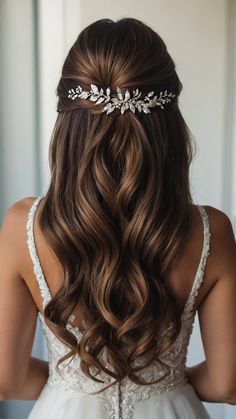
[0,196,235,403]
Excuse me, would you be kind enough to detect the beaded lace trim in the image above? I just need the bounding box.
[182,205,211,318]
[26,197,211,419]
[26,196,51,309]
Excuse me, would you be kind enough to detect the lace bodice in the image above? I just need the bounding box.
[26,197,211,419]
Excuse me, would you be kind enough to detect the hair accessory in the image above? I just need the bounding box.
[68,84,176,115]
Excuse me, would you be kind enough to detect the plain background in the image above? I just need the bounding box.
[0,1,235,418]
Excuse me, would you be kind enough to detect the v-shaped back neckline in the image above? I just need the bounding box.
[26,196,211,327]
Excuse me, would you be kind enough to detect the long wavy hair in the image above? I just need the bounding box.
[38,17,195,389]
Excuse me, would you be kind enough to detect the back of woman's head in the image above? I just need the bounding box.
[39,17,194,388]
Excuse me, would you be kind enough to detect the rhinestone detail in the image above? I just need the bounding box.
[68,84,176,115]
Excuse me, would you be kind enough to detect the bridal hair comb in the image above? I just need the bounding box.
[68,84,176,115]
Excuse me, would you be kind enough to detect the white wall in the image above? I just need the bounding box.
[0,0,39,213]
[0,1,48,418]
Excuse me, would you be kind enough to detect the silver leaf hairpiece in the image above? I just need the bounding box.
[68,84,176,115]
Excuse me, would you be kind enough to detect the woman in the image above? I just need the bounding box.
[0,17,235,419]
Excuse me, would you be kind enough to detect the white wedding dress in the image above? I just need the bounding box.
[27,196,211,419]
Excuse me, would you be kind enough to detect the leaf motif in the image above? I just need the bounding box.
[91,84,99,94]
[89,95,99,101]
[112,98,119,104]
[103,103,112,111]
[67,84,175,113]
[68,90,74,98]
[124,89,130,101]
[149,100,156,108]
[80,92,89,99]
[130,103,136,113]
[117,87,123,100]
[106,105,115,114]
[121,104,126,114]
[95,97,105,105]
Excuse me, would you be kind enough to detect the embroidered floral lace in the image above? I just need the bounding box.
[26,196,211,419]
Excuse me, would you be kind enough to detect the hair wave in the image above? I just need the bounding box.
[38,17,195,389]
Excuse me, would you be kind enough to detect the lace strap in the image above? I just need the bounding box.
[182,205,211,318]
[26,196,52,309]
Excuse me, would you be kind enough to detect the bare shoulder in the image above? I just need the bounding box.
[203,205,234,233]
[0,196,38,233]
[0,197,40,278]
[0,196,39,258]
[190,204,234,250]
[201,205,236,280]
[203,205,235,251]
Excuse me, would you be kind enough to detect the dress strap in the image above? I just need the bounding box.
[182,205,211,318]
[26,196,52,310]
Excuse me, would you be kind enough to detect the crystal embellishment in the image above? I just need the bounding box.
[68,84,176,115]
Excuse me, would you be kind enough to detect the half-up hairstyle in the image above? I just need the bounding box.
[38,17,195,389]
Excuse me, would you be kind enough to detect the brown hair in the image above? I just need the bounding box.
[39,17,195,389]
